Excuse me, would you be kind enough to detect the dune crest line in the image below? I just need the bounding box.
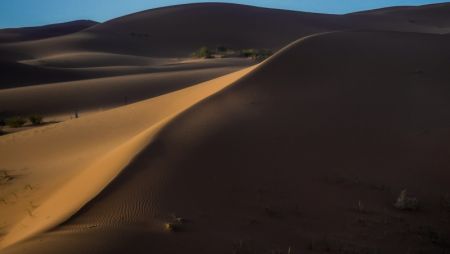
[0,65,258,250]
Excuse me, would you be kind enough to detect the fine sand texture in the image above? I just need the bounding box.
[1,2,450,254]
[0,66,257,250]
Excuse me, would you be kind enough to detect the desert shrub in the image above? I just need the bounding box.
[5,116,27,128]
[239,49,257,58]
[255,49,273,60]
[192,46,213,58]
[164,215,185,232]
[164,223,178,232]
[0,170,15,184]
[394,189,419,210]
[239,49,273,60]
[28,115,43,125]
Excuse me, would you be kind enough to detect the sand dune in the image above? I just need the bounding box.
[2,2,449,64]
[3,30,449,254]
[2,2,450,254]
[0,66,256,250]
[0,20,98,44]
[0,64,250,118]
[345,3,450,34]
[0,61,82,89]
[1,56,252,89]
[20,52,173,68]
[1,3,449,90]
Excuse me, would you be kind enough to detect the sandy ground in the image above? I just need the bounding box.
[0,66,257,249]
[1,3,450,254]
[0,63,250,119]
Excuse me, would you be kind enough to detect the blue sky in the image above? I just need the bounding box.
[0,0,448,28]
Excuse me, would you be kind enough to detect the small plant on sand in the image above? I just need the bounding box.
[5,116,27,128]
[28,115,43,125]
[0,171,15,185]
[164,214,186,232]
[357,200,366,213]
[239,49,273,61]
[192,46,213,58]
[394,189,419,211]
[164,222,178,232]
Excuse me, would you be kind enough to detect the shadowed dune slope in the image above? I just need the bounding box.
[345,3,450,33]
[0,64,249,117]
[0,56,252,89]
[4,30,450,254]
[88,3,342,56]
[0,20,98,44]
[0,61,81,89]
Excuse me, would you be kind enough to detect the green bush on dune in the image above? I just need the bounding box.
[191,46,273,61]
[192,46,213,58]
[5,116,27,128]
[239,48,273,60]
[29,115,43,125]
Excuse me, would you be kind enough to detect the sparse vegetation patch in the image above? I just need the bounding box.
[0,170,16,185]
[192,46,213,58]
[5,116,27,128]
[238,48,273,60]
[28,115,43,125]
[191,46,273,61]
[164,214,186,232]
[394,189,419,211]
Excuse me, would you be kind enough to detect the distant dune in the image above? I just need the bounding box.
[1,3,450,254]
[0,20,98,44]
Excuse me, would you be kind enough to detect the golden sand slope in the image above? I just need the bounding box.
[0,65,256,249]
